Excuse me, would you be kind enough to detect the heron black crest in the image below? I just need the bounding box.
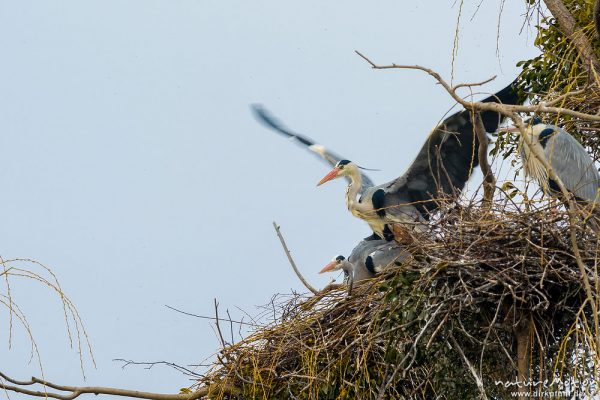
[335,255,345,261]
[538,128,556,148]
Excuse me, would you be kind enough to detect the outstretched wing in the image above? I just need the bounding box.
[382,80,521,217]
[251,104,375,192]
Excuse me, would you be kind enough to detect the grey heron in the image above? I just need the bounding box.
[319,238,409,293]
[509,118,600,203]
[252,82,520,241]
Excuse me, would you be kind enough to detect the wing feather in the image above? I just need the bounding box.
[251,104,374,193]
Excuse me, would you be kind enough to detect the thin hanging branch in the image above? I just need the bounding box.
[542,0,600,77]
[272,222,319,295]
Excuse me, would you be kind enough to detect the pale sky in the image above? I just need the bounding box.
[0,1,538,398]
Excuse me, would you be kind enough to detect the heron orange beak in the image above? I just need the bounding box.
[319,261,338,274]
[317,168,340,186]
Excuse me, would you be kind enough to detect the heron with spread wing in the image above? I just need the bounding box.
[252,81,520,241]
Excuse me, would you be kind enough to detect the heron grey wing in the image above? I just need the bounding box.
[347,238,385,265]
[545,130,600,202]
[382,81,519,216]
[250,104,374,192]
[368,243,410,272]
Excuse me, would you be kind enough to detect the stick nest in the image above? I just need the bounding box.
[196,197,600,399]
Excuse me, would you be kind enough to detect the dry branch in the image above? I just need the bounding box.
[0,372,239,400]
[272,222,319,295]
[474,113,495,205]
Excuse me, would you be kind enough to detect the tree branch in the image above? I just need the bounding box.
[449,334,489,400]
[542,0,600,77]
[272,222,319,295]
[0,372,240,400]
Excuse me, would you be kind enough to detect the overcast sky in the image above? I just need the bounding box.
[0,1,538,398]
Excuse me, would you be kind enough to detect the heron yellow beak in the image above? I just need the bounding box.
[317,168,340,186]
[319,261,338,274]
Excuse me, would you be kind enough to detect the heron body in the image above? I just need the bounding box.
[319,238,410,290]
[252,81,520,241]
[519,121,600,203]
[315,82,520,240]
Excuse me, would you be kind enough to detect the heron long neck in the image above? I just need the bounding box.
[345,167,363,209]
[519,132,549,192]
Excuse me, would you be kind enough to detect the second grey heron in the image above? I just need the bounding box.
[509,118,600,203]
[319,238,410,293]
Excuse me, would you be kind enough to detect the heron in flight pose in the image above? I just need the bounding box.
[319,238,409,293]
[508,118,600,203]
[253,82,519,240]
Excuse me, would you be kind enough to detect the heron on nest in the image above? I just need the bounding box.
[507,118,600,203]
[319,238,410,294]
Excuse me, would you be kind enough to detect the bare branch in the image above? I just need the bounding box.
[272,222,319,295]
[164,304,257,327]
[113,359,201,378]
[449,334,489,400]
[354,51,600,122]
[0,371,240,400]
[213,299,226,347]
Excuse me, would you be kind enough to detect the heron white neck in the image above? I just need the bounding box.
[345,167,363,208]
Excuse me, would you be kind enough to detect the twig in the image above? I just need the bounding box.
[272,222,319,295]
[164,305,257,327]
[449,334,489,400]
[113,359,200,378]
[213,299,226,347]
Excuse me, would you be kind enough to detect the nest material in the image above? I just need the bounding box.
[197,197,600,399]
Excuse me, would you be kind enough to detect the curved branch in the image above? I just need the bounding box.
[354,51,600,122]
[0,371,240,400]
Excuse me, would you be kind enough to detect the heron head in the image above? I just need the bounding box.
[503,116,543,135]
[319,255,347,274]
[317,160,355,186]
